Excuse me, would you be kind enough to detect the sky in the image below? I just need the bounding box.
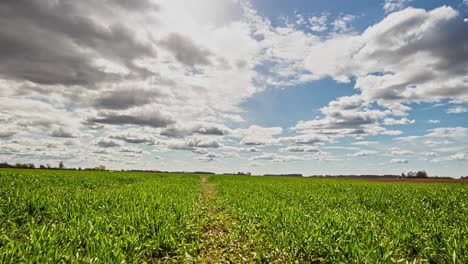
[0,0,468,177]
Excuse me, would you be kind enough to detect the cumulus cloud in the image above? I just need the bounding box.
[291,95,401,138]
[422,152,438,157]
[93,138,122,148]
[232,125,283,146]
[352,141,378,146]
[0,97,81,138]
[308,15,328,32]
[160,33,213,67]
[301,6,468,103]
[447,106,468,114]
[353,7,468,103]
[223,146,262,153]
[0,0,155,85]
[92,88,164,110]
[348,150,378,157]
[277,134,330,145]
[160,122,231,138]
[240,147,262,153]
[383,118,415,125]
[109,132,156,145]
[425,127,468,139]
[0,131,15,140]
[249,153,305,162]
[446,153,468,160]
[390,158,408,163]
[332,15,356,33]
[424,140,452,146]
[383,0,413,13]
[195,151,239,162]
[390,148,414,156]
[398,127,468,142]
[293,6,467,144]
[165,137,221,151]
[279,146,320,153]
[118,146,145,154]
[89,108,175,128]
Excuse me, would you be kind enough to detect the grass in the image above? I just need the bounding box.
[0,169,202,263]
[0,169,467,263]
[211,175,468,263]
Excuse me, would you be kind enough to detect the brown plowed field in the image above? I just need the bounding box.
[339,177,468,183]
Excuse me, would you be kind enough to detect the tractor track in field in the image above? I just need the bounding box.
[195,177,250,263]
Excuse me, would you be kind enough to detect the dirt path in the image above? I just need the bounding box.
[195,177,250,263]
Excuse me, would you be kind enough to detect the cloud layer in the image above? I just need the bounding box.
[0,1,467,176]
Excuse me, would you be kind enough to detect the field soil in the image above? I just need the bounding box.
[196,177,251,263]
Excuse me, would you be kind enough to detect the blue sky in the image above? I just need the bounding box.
[0,0,467,177]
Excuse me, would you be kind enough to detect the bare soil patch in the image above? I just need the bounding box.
[196,177,250,263]
[338,177,468,183]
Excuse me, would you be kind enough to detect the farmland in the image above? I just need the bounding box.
[1,169,467,263]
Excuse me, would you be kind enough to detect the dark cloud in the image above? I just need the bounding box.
[160,126,189,138]
[278,134,330,145]
[0,0,155,85]
[280,146,320,153]
[93,138,122,148]
[191,123,230,136]
[109,134,156,145]
[49,128,78,138]
[160,33,212,67]
[166,138,221,151]
[113,0,159,11]
[160,123,231,138]
[240,138,269,146]
[0,131,15,140]
[119,147,143,154]
[186,138,221,148]
[89,110,175,128]
[93,88,163,110]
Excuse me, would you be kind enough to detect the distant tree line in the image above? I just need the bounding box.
[0,161,107,171]
[400,170,428,178]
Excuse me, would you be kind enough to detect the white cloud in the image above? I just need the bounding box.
[434,146,465,152]
[383,118,415,125]
[447,106,468,114]
[332,15,357,33]
[291,95,401,138]
[397,127,468,141]
[390,158,408,163]
[446,153,468,160]
[428,120,440,124]
[424,140,453,147]
[232,125,283,146]
[249,153,306,162]
[308,15,328,32]
[93,138,122,148]
[422,152,438,157]
[390,147,414,156]
[383,0,413,13]
[352,141,378,146]
[279,146,320,153]
[348,150,378,157]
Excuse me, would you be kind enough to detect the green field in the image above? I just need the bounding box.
[0,169,467,263]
